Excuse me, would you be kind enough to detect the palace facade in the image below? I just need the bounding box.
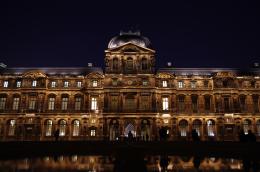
[0,31,260,141]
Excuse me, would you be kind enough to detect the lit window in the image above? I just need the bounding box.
[72,120,80,136]
[112,79,118,86]
[162,80,168,87]
[16,81,21,88]
[3,81,8,88]
[59,120,66,136]
[0,97,7,110]
[48,97,55,110]
[45,120,52,136]
[12,97,20,110]
[77,81,82,88]
[28,97,36,110]
[61,97,68,110]
[75,97,82,110]
[191,81,196,88]
[142,80,148,86]
[91,97,98,110]
[64,81,69,87]
[179,120,188,137]
[92,80,98,87]
[8,120,16,136]
[178,81,184,88]
[90,129,96,136]
[207,120,215,136]
[32,80,37,87]
[162,97,169,110]
[51,81,56,88]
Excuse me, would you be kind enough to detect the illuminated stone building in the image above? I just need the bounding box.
[0,31,260,141]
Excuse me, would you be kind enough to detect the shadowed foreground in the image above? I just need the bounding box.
[0,141,259,160]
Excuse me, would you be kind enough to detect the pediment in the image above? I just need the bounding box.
[23,70,47,78]
[105,42,155,53]
[86,72,104,79]
[156,72,174,79]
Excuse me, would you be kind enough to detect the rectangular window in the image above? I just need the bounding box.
[191,81,196,88]
[3,81,8,88]
[0,97,6,110]
[178,81,184,88]
[64,81,69,87]
[253,95,259,113]
[192,96,198,113]
[32,80,37,87]
[28,97,36,110]
[224,98,230,112]
[240,96,246,112]
[92,80,98,87]
[90,129,96,136]
[204,80,209,88]
[140,96,149,110]
[124,98,136,111]
[162,97,169,110]
[61,97,68,110]
[142,80,148,86]
[91,97,98,110]
[205,96,211,111]
[162,80,168,87]
[77,81,82,88]
[75,97,82,110]
[111,96,118,111]
[48,98,55,110]
[16,81,21,88]
[51,81,56,88]
[178,96,185,112]
[112,79,118,86]
[12,97,20,110]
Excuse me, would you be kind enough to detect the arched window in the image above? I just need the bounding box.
[113,58,119,70]
[243,119,251,135]
[192,119,202,136]
[179,120,188,137]
[59,120,67,136]
[72,120,80,136]
[45,119,53,136]
[207,120,215,136]
[126,57,133,70]
[8,119,16,136]
[141,58,148,70]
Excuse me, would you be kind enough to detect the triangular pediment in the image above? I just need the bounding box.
[105,42,155,53]
[86,72,104,79]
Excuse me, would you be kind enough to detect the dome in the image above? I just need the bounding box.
[108,31,152,49]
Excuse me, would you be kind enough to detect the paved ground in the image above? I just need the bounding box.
[0,141,259,160]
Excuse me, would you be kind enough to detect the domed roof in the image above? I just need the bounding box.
[108,31,152,49]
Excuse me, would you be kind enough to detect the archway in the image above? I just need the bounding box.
[124,122,136,137]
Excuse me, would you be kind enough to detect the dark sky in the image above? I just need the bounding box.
[1,1,260,68]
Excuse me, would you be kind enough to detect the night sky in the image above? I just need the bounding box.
[2,1,260,69]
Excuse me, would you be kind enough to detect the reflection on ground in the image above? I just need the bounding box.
[0,155,259,172]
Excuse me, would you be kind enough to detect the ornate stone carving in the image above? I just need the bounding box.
[23,71,46,78]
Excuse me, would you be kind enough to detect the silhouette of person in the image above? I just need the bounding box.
[128,131,133,141]
[145,133,149,141]
[54,129,60,141]
[191,129,200,141]
[239,129,246,142]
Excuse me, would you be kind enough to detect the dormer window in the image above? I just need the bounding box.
[178,81,184,88]
[92,80,98,87]
[64,81,69,87]
[191,81,196,88]
[112,79,118,86]
[3,81,8,88]
[77,81,82,88]
[51,81,56,88]
[162,80,168,87]
[16,81,21,88]
[142,80,148,86]
[32,80,37,87]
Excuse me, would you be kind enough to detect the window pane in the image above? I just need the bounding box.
[162,97,169,110]
[12,98,20,110]
[91,97,98,110]
[0,97,6,110]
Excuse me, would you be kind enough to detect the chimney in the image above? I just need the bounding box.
[167,62,172,67]
[88,63,93,67]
